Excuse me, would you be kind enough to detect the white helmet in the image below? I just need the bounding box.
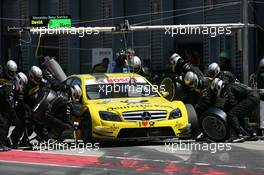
[71,84,82,102]
[15,72,28,92]
[207,62,220,78]
[211,78,224,97]
[129,56,141,69]
[184,71,199,89]
[169,53,183,72]
[29,66,43,84]
[5,60,18,79]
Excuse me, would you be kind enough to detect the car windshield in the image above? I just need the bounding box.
[85,77,159,99]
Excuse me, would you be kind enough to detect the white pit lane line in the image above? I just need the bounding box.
[215,164,246,169]
[232,141,264,151]
[12,149,104,157]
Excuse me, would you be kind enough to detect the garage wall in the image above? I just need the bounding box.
[203,0,243,80]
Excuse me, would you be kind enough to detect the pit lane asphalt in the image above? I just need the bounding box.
[0,139,264,175]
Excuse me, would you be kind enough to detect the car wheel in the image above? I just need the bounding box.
[160,76,176,101]
[185,104,199,138]
[200,108,230,142]
[81,112,93,144]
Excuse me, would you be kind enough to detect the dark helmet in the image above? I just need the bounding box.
[28,66,43,84]
[258,57,264,77]
[210,78,224,97]
[207,62,220,78]
[168,53,184,72]
[70,84,82,102]
[14,72,28,92]
[184,71,199,89]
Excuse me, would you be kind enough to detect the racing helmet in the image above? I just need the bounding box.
[15,72,28,92]
[258,57,264,77]
[29,66,43,84]
[168,53,183,72]
[5,60,18,79]
[184,71,199,89]
[207,62,220,78]
[210,78,224,97]
[71,84,82,102]
[129,56,142,69]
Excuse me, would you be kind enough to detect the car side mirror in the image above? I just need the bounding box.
[161,91,169,98]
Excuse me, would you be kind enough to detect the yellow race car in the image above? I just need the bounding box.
[67,73,198,142]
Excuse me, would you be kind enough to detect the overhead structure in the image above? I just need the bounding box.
[28,23,247,35]
[8,21,251,84]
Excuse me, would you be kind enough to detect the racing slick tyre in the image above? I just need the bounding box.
[81,111,94,144]
[185,104,199,138]
[160,76,177,101]
[200,107,230,142]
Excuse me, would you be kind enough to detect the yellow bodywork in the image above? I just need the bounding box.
[71,73,191,140]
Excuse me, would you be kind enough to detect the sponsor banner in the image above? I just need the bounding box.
[107,104,174,111]
[85,77,146,85]
[92,48,113,67]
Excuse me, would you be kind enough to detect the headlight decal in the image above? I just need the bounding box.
[169,108,182,119]
[99,111,122,122]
